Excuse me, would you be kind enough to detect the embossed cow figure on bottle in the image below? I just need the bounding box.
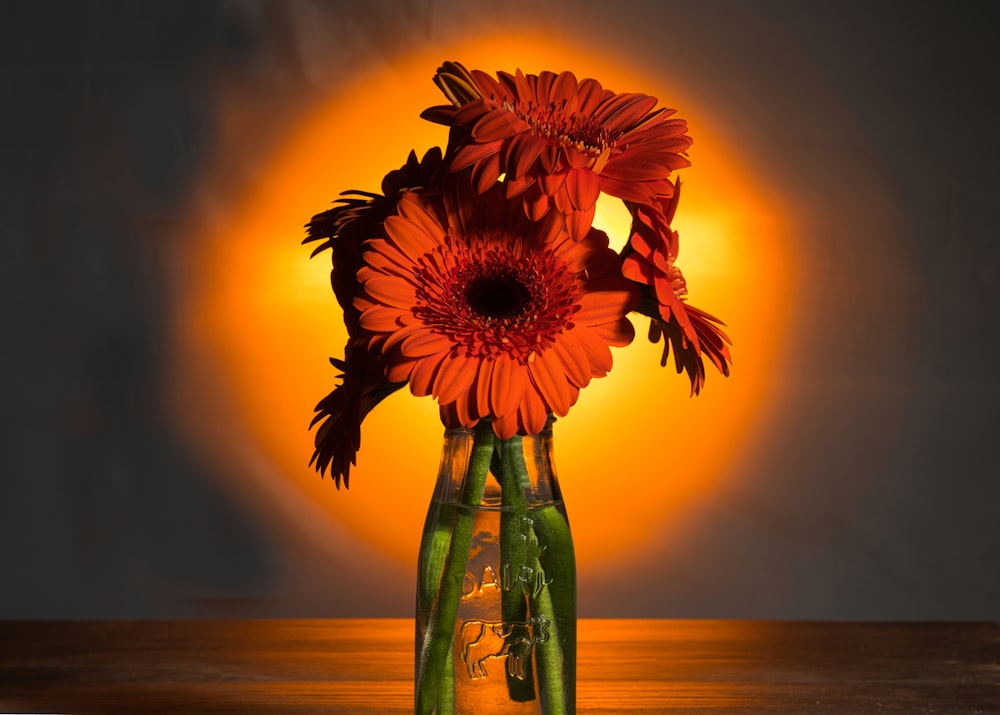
[460,616,551,680]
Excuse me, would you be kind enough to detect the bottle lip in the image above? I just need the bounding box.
[442,415,556,438]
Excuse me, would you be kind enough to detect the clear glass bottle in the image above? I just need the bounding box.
[415,419,576,715]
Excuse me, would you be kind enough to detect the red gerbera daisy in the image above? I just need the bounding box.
[421,61,692,239]
[354,181,638,439]
[621,185,732,394]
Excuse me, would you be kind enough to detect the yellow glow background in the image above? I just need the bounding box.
[169,34,795,578]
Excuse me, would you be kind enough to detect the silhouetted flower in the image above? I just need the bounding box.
[304,149,443,485]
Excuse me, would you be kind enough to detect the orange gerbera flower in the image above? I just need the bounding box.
[621,185,732,393]
[354,181,638,439]
[422,61,692,239]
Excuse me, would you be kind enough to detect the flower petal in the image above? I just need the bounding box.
[490,354,526,419]
[472,152,504,194]
[408,350,448,396]
[362,276,416,309]
[573,328,614,376]
[622,253,655,284]
[565,169,602,211]
[522,184,551,221]
[594,92,656,127]
[576,288,636,326]
[475,358,494,417]
[591,316,636,348]
[566,205,597,241]
[597,176,658,204]
[538,170,567,197]
[452,140,504,172]
[601,153,676,182]
[450,389,475,427]
[517,390,549,435]
[576,78,606,113]
[359,304,407,333]
[528,350,572,416]
[381,321,427,352]
[386,358,415,384]
[506,134,548,180]
[492,411,519,440]
[551,332,592,389]
[400,329,454,358]
[363,239,415,273]
[473,108,530,141]
[550,70,579,104]
[384,215,439,259]
[396,191,445,234]
[434,353,479,404]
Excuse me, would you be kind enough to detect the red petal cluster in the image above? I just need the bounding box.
[304,61,732,486]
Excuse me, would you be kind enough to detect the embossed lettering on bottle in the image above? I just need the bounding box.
[458,515,555,681]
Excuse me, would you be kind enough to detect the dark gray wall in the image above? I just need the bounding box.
[2,0,997,619]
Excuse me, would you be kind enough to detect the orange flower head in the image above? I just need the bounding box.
[354,180,639,438]
[422,61,693,239]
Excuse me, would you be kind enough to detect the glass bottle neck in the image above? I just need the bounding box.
[434,421,561,509]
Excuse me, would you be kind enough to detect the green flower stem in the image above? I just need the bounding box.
[499,435,535,701]
[500,433,575,714]
[416,503,456,713]
[530,574,568,714]
[531,504,576,715]
[418,509,453,631]
[416,423,495,715]
[439,646,455,714]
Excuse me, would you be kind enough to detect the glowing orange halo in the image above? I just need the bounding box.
[170,35,794,575]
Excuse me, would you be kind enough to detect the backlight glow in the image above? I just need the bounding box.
[169,35,795,576]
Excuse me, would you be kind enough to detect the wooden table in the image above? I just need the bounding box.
[1,619,997,713]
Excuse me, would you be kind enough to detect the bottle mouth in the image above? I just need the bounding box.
[442,415,557,438]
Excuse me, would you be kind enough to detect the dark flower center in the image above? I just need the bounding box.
[413,236,581,361]
[463,271,532,320]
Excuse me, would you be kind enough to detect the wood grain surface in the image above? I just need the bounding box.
[1,619,997,714]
